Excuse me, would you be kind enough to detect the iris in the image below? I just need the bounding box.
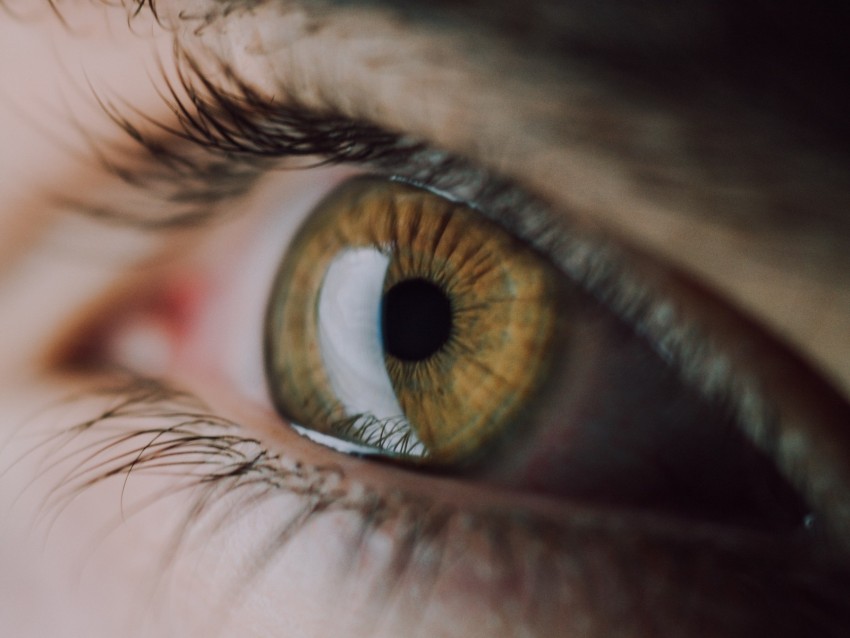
[265,176,563,464]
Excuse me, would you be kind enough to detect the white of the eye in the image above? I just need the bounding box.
[317,248,425,455]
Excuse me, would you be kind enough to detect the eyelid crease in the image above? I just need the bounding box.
[18,375,850,637]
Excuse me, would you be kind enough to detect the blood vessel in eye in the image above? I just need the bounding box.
[381,278,453,361]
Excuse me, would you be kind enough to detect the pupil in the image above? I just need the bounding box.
[381,278,453,361]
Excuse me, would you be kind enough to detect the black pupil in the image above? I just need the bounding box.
[381,278,453,361]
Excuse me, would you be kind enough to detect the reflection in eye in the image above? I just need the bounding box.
[264,176,810,531]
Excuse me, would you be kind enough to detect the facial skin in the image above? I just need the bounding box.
[0,1,848,637]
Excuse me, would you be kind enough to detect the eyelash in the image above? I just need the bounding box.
[76,47,434,229]
[58,38,784,514]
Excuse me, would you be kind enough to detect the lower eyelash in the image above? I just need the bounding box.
[18,376,850,636]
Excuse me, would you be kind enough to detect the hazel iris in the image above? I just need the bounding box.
[264,177,566,465]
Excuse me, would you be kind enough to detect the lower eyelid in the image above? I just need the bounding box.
[18,378,849,638]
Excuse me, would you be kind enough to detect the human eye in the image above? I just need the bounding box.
[2,2,850,637]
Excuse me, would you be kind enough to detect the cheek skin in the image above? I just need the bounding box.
[0,381,183,636]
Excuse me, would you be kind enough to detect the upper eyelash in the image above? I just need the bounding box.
[67,46,433,229]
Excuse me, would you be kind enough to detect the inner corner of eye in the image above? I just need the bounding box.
[53,270,206,381]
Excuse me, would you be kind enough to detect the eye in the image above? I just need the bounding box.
[155,170,810,534]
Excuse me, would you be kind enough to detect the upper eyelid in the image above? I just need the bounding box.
[157,5,850,398]
[81,0,850,283]
[101,5,850,252]
[162,0,850,301]
[169,1,848,232]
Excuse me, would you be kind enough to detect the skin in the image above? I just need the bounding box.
[0,1,848,637]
